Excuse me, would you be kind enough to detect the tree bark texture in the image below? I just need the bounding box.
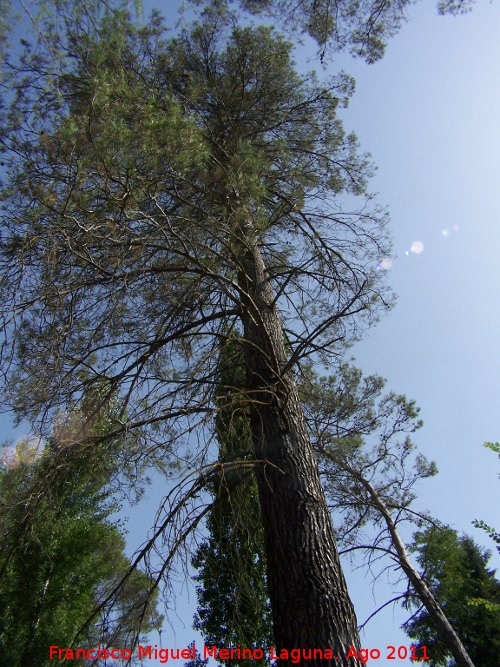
[237,227,361,666]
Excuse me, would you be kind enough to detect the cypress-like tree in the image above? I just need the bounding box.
[190,338,273,665]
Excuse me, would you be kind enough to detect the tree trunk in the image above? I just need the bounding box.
[237,225,361,666]
[337,458,476,667]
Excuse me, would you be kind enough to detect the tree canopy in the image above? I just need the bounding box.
[190,0,477,63]
[0,7,390,439]
[1,0,477,70]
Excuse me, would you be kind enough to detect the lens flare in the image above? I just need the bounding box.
[410,241,424,254]
[377,257,393,270]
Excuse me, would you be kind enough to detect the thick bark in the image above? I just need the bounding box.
[335,458,476,667]
[237,228,361,666]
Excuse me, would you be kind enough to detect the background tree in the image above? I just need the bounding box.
[190,338,273,666]
[404,527,500,667]
[0,416,162,666]
[472,442,500,555]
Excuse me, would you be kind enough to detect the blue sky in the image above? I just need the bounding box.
[343,0,500,544]
[2,0,499,664]
[339,1,500,658]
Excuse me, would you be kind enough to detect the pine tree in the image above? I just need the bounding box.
[1,5,393,663]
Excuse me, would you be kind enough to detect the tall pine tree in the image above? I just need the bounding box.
[0,5,393,662]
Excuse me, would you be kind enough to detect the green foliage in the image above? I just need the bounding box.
[484,441,500,454]
[0,404,162,666]
[0,6,390,455]
[467,597,500,613]
[192,0,477,63]
[473,518,500,554]
[0,0,143,62]
[404,527,500,667]
[438,0,476,15]
[472,442,500,553]
[190,339,273,666]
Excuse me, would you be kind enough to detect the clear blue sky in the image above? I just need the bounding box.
[337,1,500,659]
[2,0,499,664]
